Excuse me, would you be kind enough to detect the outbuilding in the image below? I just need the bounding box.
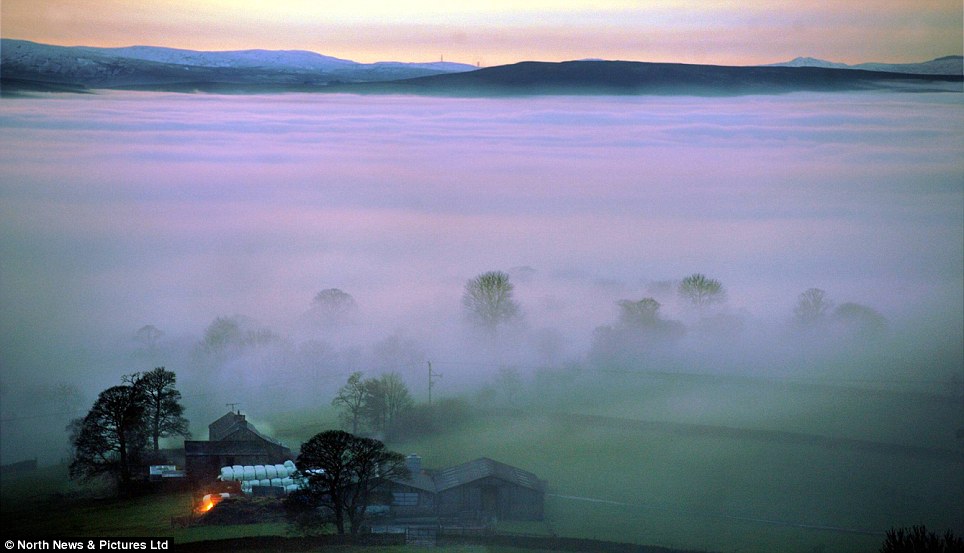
[184,411,292,482]
[382,455,546,523]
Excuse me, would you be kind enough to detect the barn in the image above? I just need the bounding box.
[382,455,546,522]
[184,411,292,482]
[434,457,546,521]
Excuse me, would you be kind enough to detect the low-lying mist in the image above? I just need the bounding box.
[1,91,961,466]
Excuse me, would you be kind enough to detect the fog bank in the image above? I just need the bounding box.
[1,91,961,465]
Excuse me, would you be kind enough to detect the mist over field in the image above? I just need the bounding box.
[0,91,962,473]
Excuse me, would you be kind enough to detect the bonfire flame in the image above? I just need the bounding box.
[195,493,225,514]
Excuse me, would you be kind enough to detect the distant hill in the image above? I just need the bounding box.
[329,60,963,96]
[2,39,961,96]
[0,38,476,93]
[769,55,963,75]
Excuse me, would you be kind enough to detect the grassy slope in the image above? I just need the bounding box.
[378,368,962,553]
[3,372,960,553]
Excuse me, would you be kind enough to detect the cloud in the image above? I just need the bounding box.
[3,1,960,65]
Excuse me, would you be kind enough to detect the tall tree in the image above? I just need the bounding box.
[589,297,684,368]
[201,316,242,354]
[134,367,191,451]
[372,332,426,372]
[462,271,521,333]
[360,373,413,434]
[133,325,164,355]
[68,384,148,487]
[618,298,663,327]
[296,430,408,534]
[309,288,358,327]
[332,372,366,434]
[678,273,726,309]
[379,373,414,430]
[833,302,889,338]
[361,377,387,433]
[794,288,832,326]
[198,315,277,356]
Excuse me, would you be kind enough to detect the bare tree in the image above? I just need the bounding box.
[360,377,387,433]
[200,316,242,354]
[309,288,358,327]
[357,373,414,434]
[69,384,148,488]
[332,372,366,434]
[678,273,726,309]
[378,372,414,431]
[133,367,191,451]
[794,288,832,326]
[134,325,164,355]
[589,296,685,367]
[618,298,663,327]
[372,332,426,372]
[462,271,521,333]
[833,302,888,337]
[295,430,408,534]
[198,315,277,356]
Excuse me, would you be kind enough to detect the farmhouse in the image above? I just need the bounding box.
[382,455,546,522]
[184,411,292,482]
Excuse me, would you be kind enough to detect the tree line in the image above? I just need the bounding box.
[67,367,190,490]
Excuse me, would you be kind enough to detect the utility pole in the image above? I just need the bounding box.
[427,361,442,406]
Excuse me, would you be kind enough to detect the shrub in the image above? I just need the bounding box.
[880,525,963,553]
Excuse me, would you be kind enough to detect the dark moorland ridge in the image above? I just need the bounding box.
[325,60,963,96]
[3,54,962,97]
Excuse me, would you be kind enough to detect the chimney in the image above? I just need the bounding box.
[405,454,422,475]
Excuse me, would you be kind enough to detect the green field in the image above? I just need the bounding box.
[3,371,961,553]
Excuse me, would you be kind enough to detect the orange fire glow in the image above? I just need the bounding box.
[195,494,223,514]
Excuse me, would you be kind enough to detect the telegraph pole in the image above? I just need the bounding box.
[427,361,442,406]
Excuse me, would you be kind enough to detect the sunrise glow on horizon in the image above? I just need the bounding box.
[3,0,961,66]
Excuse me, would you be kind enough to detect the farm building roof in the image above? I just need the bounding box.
[209,411,286,447]
[432,457,544,492]
[386,457,544,494]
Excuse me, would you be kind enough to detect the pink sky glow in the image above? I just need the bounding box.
[2,0,961,66]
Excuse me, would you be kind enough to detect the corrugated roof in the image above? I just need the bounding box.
[433,457,543,492]
[386,457,544,494]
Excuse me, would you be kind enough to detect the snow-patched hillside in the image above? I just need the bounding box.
[82,45,360,70]
[0,39,476,89]
[769,55,963,75]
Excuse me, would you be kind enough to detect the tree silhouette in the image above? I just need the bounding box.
[295,430,408,534]
[462,271,521,333]
[794,288,832,326]
[678,273,726,309]
[309,288,358,327]
[332,372,366,434]
[618,298,663,327]
[134,325,164,355]
[833,302,888,337]
[69,384,148,488]
[134,367,191,451]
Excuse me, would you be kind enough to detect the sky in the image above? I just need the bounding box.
[2,0,962,66]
